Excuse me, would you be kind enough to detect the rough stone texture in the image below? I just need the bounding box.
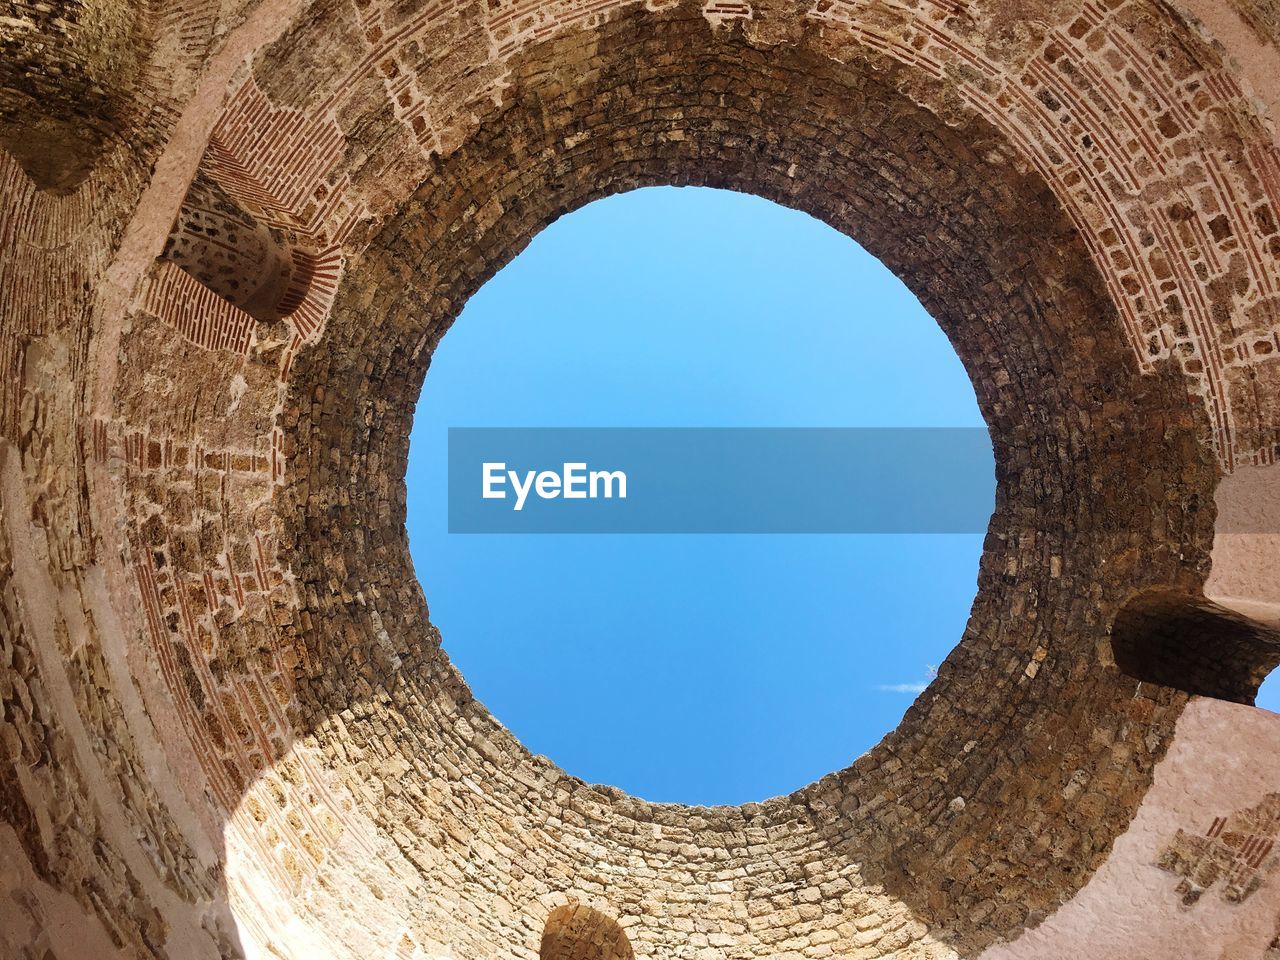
[2,0,1280,958]
[0,0,150,192]
[543,905,636,960]
[1227,0,1280,46]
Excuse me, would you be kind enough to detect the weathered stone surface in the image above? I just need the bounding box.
[2,0,1280,957]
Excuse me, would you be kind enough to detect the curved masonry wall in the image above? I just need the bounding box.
[3,0,1280,958]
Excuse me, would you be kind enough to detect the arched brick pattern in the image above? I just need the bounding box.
[159,171,308,323]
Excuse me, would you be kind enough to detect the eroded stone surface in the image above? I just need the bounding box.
[979,699,1280,960]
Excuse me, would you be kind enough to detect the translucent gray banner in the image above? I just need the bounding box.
[447,428,996,533]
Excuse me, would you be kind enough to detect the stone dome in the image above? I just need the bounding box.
[3,0,1280,957]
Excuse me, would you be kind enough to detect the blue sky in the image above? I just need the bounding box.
[405,185,1276,807]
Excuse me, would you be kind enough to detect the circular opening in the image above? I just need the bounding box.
[255,14,1228,948]
[406,186,993,804]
